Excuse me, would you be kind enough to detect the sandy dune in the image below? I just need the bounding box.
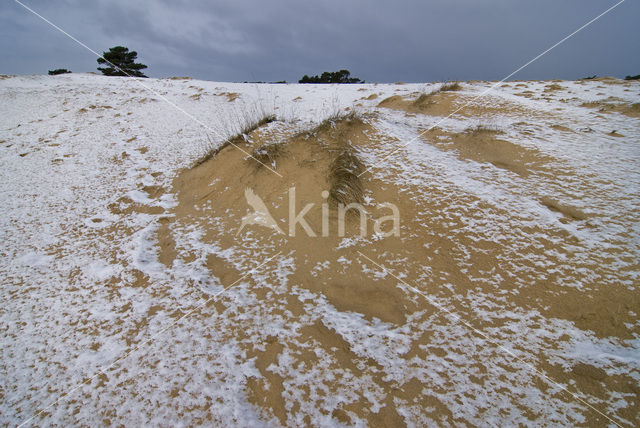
[1,74,639,426]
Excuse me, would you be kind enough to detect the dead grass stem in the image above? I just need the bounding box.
[251,141,287,167]
[328,144,364,206]
[439,82,462,92]
[194,113,276,167]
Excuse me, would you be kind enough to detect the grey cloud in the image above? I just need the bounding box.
[1,0,638,82]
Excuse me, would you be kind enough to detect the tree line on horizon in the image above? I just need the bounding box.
[298,69,363,84]
[46,46,638,82]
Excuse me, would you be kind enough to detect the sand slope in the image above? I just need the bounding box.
[1,74,640,426]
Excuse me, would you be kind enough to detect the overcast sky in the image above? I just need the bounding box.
[1,0,639,83]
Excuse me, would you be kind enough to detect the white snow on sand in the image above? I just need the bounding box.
[1,74,639,426]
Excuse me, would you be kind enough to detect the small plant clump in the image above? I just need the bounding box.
[412,92,436,108]
[465,124,501,135]
[439,82,462,92]
[328,145,365,206]
[251,142,286,167]
[409,82,462,108]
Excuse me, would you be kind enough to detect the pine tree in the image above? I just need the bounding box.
[97,46,148,77]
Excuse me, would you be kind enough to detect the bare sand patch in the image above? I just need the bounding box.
[420,126,553,177]
[581,100,640,118]
[149,107,640,424]
[550,124,574,132]
[377,91,556,120]
[167,115,413,324]
[377,92,456,116]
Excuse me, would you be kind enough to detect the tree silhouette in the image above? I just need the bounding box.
[97,46,147,77]
[48,68,71,75]
[299,69,362,84]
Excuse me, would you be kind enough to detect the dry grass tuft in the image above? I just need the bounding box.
[251,142,287,167]
[412,92,435,108]
[194,114,276,167]
[439,82,462,92]
[323,109,360,126]
[328,145,364,206]
[409,82,461,108]
[241,114,276,135]
[544,83,564,91]
[223,92,240,102]
[296,109,362,139]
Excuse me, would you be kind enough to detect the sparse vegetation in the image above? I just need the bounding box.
[408,82,462,108]
[545,83,563,91]
[465,124,501,134]
[295,109,362,139]
[580,100,640,117]
[411,92,435,108]
[241,114,276,136]
[581,100,603,108]
[194,113,276,167]
[439,81,462,92]
[624,74,640,81]
[48,69,71,75]
[285,108,367,206]
[328,145,364,206]
[323,109,360,126]
[251,142,287,168]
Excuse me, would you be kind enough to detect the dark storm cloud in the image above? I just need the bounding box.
[2,0,639,82]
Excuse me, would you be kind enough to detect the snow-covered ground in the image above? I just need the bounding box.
[1,73,639,426]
